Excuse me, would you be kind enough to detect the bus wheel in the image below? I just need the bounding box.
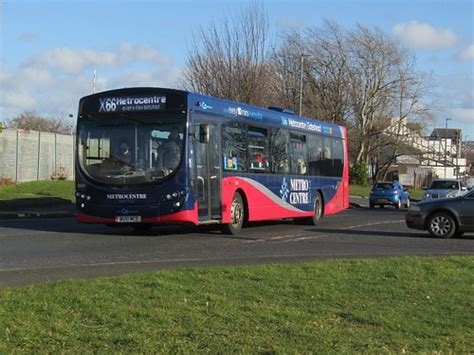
[294,192,323,225]
[222,192,244,235]
[311,192,323,224]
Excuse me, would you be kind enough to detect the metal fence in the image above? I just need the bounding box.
[0,129,74,183]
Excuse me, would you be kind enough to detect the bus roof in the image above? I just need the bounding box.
[188,91,344,139]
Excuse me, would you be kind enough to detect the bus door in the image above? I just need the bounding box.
[192,120,221,221]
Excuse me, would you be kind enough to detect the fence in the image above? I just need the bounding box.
[0,129,74,183]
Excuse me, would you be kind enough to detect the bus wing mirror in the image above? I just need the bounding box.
[199,124,210,143]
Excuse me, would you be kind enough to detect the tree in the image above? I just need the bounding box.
[181,2,277,107]
[272,20,352,124]
[272,21,433,169]
[5,111,73,134]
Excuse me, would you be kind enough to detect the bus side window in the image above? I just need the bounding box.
[270,128,290,174]
[332,138,344,177]
[290,132,308,175]
[248,126,269,173]
[307,134,323,176]
[222,123,248,172]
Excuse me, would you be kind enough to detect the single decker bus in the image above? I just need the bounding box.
[76,87,349,234]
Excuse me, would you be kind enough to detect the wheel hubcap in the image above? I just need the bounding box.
[315,199,322,218]
[430,216,451,236]
[230,199,242,226]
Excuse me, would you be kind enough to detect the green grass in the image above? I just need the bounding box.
[350,184,425,200]
[1,257,473,353]
[0,180,75,201]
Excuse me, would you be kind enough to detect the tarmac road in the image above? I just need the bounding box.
[1,207,473,287]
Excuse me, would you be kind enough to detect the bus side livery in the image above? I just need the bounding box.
[75,87,348,234]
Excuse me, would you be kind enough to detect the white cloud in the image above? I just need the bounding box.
[392,21,458,49]
[448,108,474,125]
[459,44,474,61]
[3,92,37,111]
[23,44,171,74]
[0,43,178,118]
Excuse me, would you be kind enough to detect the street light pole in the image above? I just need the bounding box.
[444,117,452,178]
[299,53,308,116]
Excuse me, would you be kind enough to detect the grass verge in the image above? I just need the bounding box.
[0,180,74,201]
[1,256,473,353]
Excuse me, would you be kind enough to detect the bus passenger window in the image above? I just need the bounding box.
[290,133,308,175]
[248,127,269,173]
[307,134,323,176]
[222,123,248,172]
[270,128,290,174]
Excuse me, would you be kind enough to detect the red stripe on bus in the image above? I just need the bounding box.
[221,177,313,223]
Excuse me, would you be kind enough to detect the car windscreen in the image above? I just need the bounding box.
[429,181,459,190]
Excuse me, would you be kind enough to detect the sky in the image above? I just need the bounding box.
[1,0,473,139]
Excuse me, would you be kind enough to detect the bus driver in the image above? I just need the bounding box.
[157,127,181,171]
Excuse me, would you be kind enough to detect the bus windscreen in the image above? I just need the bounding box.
[77,113,185,186]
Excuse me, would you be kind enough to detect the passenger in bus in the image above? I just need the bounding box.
[157,127,181,171]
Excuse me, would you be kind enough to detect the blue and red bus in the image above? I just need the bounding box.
[75,88,348,234]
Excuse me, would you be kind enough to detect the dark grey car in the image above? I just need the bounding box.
[405,190,474,238]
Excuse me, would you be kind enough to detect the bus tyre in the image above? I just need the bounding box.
[295,192,323,225]
[222,192,244,235]
[311,192,323,225]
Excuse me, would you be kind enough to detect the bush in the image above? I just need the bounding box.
[350,162,369,185]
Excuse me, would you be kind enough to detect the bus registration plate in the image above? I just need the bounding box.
[115,216,142,223]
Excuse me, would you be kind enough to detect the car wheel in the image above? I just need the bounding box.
[427,212,456,238]
[405,198,410,208]
[369,202,375,209]
[222,192,244,235]
[395,199,401,209]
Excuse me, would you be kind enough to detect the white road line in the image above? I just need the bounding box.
[246,219,405,244]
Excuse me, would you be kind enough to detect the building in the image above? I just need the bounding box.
[383,119,469,187]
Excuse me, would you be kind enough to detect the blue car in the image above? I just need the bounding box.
[369,181,410,209]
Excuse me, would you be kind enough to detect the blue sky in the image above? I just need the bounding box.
[1,0,473,138]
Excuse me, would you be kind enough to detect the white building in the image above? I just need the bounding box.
[384,118,469,186]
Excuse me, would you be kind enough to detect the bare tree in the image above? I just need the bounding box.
[181,2,276,107]
[5,111,73,134]
[272,21,434,178]
[272,20,352,124]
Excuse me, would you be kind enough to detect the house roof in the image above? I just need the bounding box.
[430,128,462,140]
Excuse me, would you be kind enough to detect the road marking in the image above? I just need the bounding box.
[245,219,406,244]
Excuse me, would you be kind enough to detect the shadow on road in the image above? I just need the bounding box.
[0,218,262,240]
[308,227,474,240]
[0,197,73,211]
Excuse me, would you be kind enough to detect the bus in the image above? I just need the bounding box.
[75,87,349,234]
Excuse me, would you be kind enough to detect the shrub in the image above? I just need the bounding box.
[350,162,369,185]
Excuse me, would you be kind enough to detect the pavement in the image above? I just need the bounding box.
[0,197,75,219]
[0,195,370,220]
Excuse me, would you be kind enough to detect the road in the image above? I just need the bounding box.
[1,208,473,287]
